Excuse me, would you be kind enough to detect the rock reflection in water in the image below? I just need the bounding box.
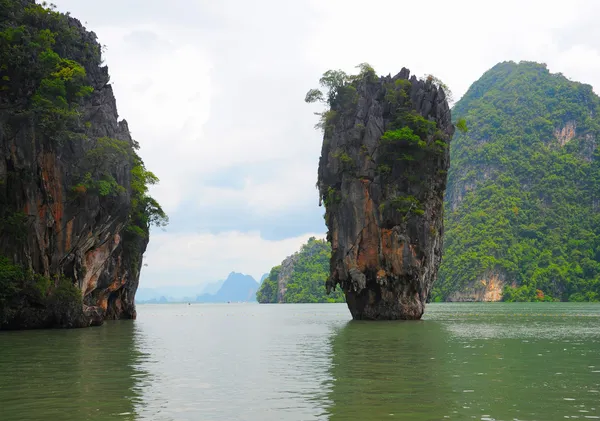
[324,320,454,420]
[0,321,149,421]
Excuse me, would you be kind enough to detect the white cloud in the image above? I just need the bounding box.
[196,161,319,215]
[142,231,325,286]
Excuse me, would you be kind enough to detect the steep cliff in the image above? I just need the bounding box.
[310,65,454,319]
[256,237,344,303]
[0,1,166,328]
[436,61,600,302]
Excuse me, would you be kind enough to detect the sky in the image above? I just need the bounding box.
[52,0,600,287]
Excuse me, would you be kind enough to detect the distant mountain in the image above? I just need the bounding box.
[137,296,169,304]
[196,272,259,303]
[201,279,225,295]
[136,286,205,302]
[259,273,269,284]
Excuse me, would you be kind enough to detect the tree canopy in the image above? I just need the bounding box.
[435,61,600,302]
[256,238,345,304]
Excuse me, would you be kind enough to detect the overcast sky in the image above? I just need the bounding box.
[53,0,600,287]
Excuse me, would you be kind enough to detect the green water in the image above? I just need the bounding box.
[1,303,599,421]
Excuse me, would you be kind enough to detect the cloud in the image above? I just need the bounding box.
[51,0,600,287]
[142,231,325,286]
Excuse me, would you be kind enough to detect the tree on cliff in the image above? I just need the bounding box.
[436,61,600,302]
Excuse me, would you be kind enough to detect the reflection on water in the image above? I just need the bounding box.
[0,320,149,421]
[324,304,600,421]
[1,303,600,420]
[325,321,453,420]
[130,304,343,421]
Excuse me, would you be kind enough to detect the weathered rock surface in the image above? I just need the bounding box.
[445,272,513,302]
[0,2,151,328]
[318,68,454,320]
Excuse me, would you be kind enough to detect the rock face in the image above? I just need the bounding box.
[317,68,454,320]
[445,272,512,302]
[0,1,161,328]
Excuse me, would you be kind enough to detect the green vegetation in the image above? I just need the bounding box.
[0,1,167,326]
[72,137,131,197]
[305,63,375,132]
[435,61,600,302]
[255,266,280,303]
[0,256,82,328]
[0,1,98,142]
[421,74,454,104]
[256,238,345,303]
[0,0,166,237]
[308,65,453,227]
[389,195,425,216]
[122,150,168,278]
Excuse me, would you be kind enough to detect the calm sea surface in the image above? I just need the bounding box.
[1,303,600,421]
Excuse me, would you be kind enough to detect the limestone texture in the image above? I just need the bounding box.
[317,68,454,320]
[0,1,155,328]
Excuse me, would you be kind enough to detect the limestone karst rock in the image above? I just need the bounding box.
[315,67,454,319]
[0,1,165,329]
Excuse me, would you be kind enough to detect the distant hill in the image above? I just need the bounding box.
[196,272,259,303]
[259,273,269,284]
[256,237,345,303]
[201,279,225,295]
[136,278,225,303]
[137,296,169,304]
[136,286,202,302]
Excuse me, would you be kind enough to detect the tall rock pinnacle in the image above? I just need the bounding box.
[312,66,455,320]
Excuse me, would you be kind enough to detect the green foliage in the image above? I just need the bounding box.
[0,255,82,328]
[305,64,376,132]
[128,152,168,233]
[323,186,342,207]
[255,266,280,303]
[256,238,345,303]
[386,195,425,218]
[381,127,424,147]
[0,211,28,243]
[0,1,167,320]
[354,62,377,82]
[456,118,468,133]
[421,74,453,104]
[73,137,131,197]
[0,0,96,142]
[69,136,167,260]
[332,150,354,171]
[121,152,168,277]
[438,61,600,302]
[305,88,324,103]
[47,277,83,327]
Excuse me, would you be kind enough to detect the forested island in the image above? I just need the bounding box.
[435,61,600,303]
[257,237,344,303]
[0,1,166,329]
